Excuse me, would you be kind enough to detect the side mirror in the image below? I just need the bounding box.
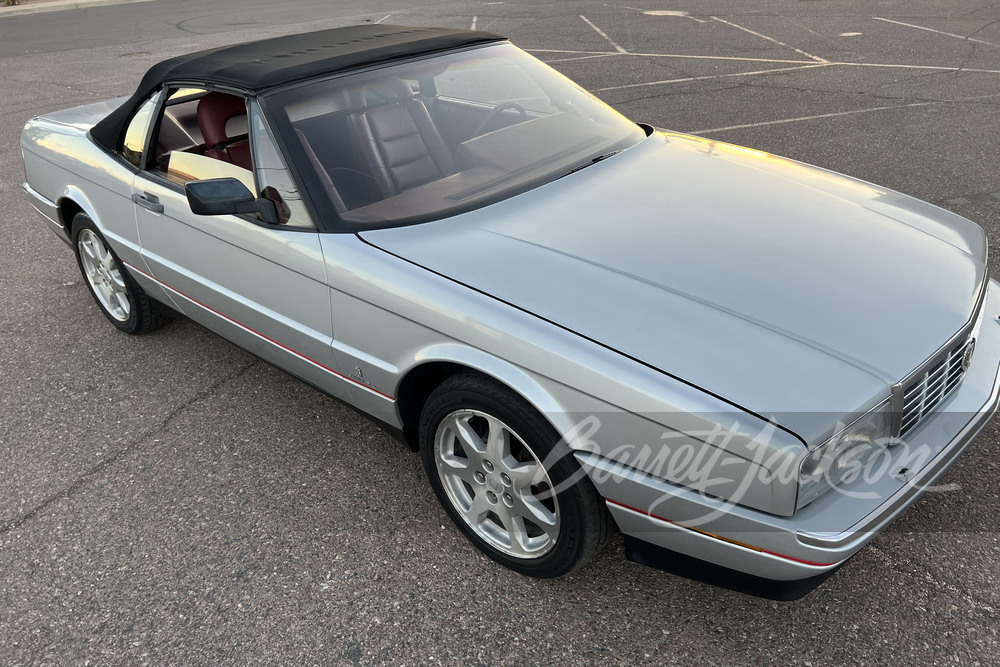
[185,178,279,225]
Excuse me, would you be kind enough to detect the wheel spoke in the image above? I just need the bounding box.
[440,459,479,490]
[80,248,99,278]
[466,490,493,524]
[532,512,561,544]
[81,239,99,262]
[96,282,114,307]
[504,460,542,489]
[101,247,116,272]
[109,269,127,290]
[438,423,471,468]
[445,413,487,455]
[516,491,558,528]
[111,289,130,317]
[484,417,511,462]
[497,511,533,557]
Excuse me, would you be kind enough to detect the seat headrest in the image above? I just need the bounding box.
[346,79,414,111]
[197,92,247,148]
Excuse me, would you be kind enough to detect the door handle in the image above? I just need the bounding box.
[133,192,164,214]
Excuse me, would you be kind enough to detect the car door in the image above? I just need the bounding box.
[131,88,351,402]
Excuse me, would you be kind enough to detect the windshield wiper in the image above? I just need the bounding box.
[561,150,622,177]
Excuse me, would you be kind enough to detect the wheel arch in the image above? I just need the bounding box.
[394,344,575,452]
[58,186,102,235]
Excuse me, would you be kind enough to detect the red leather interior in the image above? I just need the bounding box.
[197,92,252,170]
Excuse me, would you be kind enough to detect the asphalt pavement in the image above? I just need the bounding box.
[1,1,999,664]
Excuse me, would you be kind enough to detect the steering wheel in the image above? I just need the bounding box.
[472,101,528,137]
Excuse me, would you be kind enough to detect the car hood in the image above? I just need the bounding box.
[361,132,987,442]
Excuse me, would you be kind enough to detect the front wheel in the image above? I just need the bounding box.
[72,213,172,335]
[420,373,609,577]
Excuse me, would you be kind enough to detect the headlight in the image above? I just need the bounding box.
[796,402,892,510]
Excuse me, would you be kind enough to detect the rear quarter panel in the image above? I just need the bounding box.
[21,117,141,270]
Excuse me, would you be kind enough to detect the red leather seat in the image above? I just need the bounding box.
[197,92,252,170]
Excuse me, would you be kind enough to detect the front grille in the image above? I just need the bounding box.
[899,337,970,437]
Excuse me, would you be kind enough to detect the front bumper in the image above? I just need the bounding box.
[579,279,1000,590]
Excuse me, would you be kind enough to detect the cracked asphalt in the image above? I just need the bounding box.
[2,1,1000,664]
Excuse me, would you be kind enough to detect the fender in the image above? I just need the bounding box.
[59,185,102,234]
[405,342,590,441]
[60,184,142,258]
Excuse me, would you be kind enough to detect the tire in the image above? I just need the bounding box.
[72,212,172,335]
[420,372,609,577]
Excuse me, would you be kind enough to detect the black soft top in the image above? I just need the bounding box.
[90,24,505,151]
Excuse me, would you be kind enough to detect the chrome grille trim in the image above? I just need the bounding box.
[889,278,987,439]
[899,338,969,438]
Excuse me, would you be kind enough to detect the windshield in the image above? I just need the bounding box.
[266,42,646,228]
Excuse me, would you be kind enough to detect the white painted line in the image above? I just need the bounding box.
[542,53,621,64]
[595,63,829,92]
[837,61,1000,74]
[711,16,828,63]
[627,52,818,65]
[619,5,707,21]
[374,14,392,24]
[524,51,1000,74]
[688,101,952,135]
[644,9,688,16]
[528,48,620,55]
[874,17,1000,48]
[471,16,477,31]
[580,15,629,54]
[528,48,818,65]
[688,103,937,134]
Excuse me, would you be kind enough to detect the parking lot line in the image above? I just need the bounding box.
[839,61,1000,74]
[529,47,1000,76]
[529,48,618,55]
[627,52,818,65]
[541,53,620,64]
[874,16,1000,48]
[530,48,824,65]
[686,91,1000,135]
[594,63,830,92]
[687,102,939,135]
[579,15,629,54]
[710,16,829,63]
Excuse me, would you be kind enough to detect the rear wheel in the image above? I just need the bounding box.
[72,213,172,335]
[420,373,609,577]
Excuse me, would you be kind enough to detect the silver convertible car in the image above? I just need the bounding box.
[20,25,1000,599]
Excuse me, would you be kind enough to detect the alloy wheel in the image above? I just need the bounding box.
[77,228,130,322]
[434,409,560,558]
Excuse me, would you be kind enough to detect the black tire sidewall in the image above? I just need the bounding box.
[419,374,602,578]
